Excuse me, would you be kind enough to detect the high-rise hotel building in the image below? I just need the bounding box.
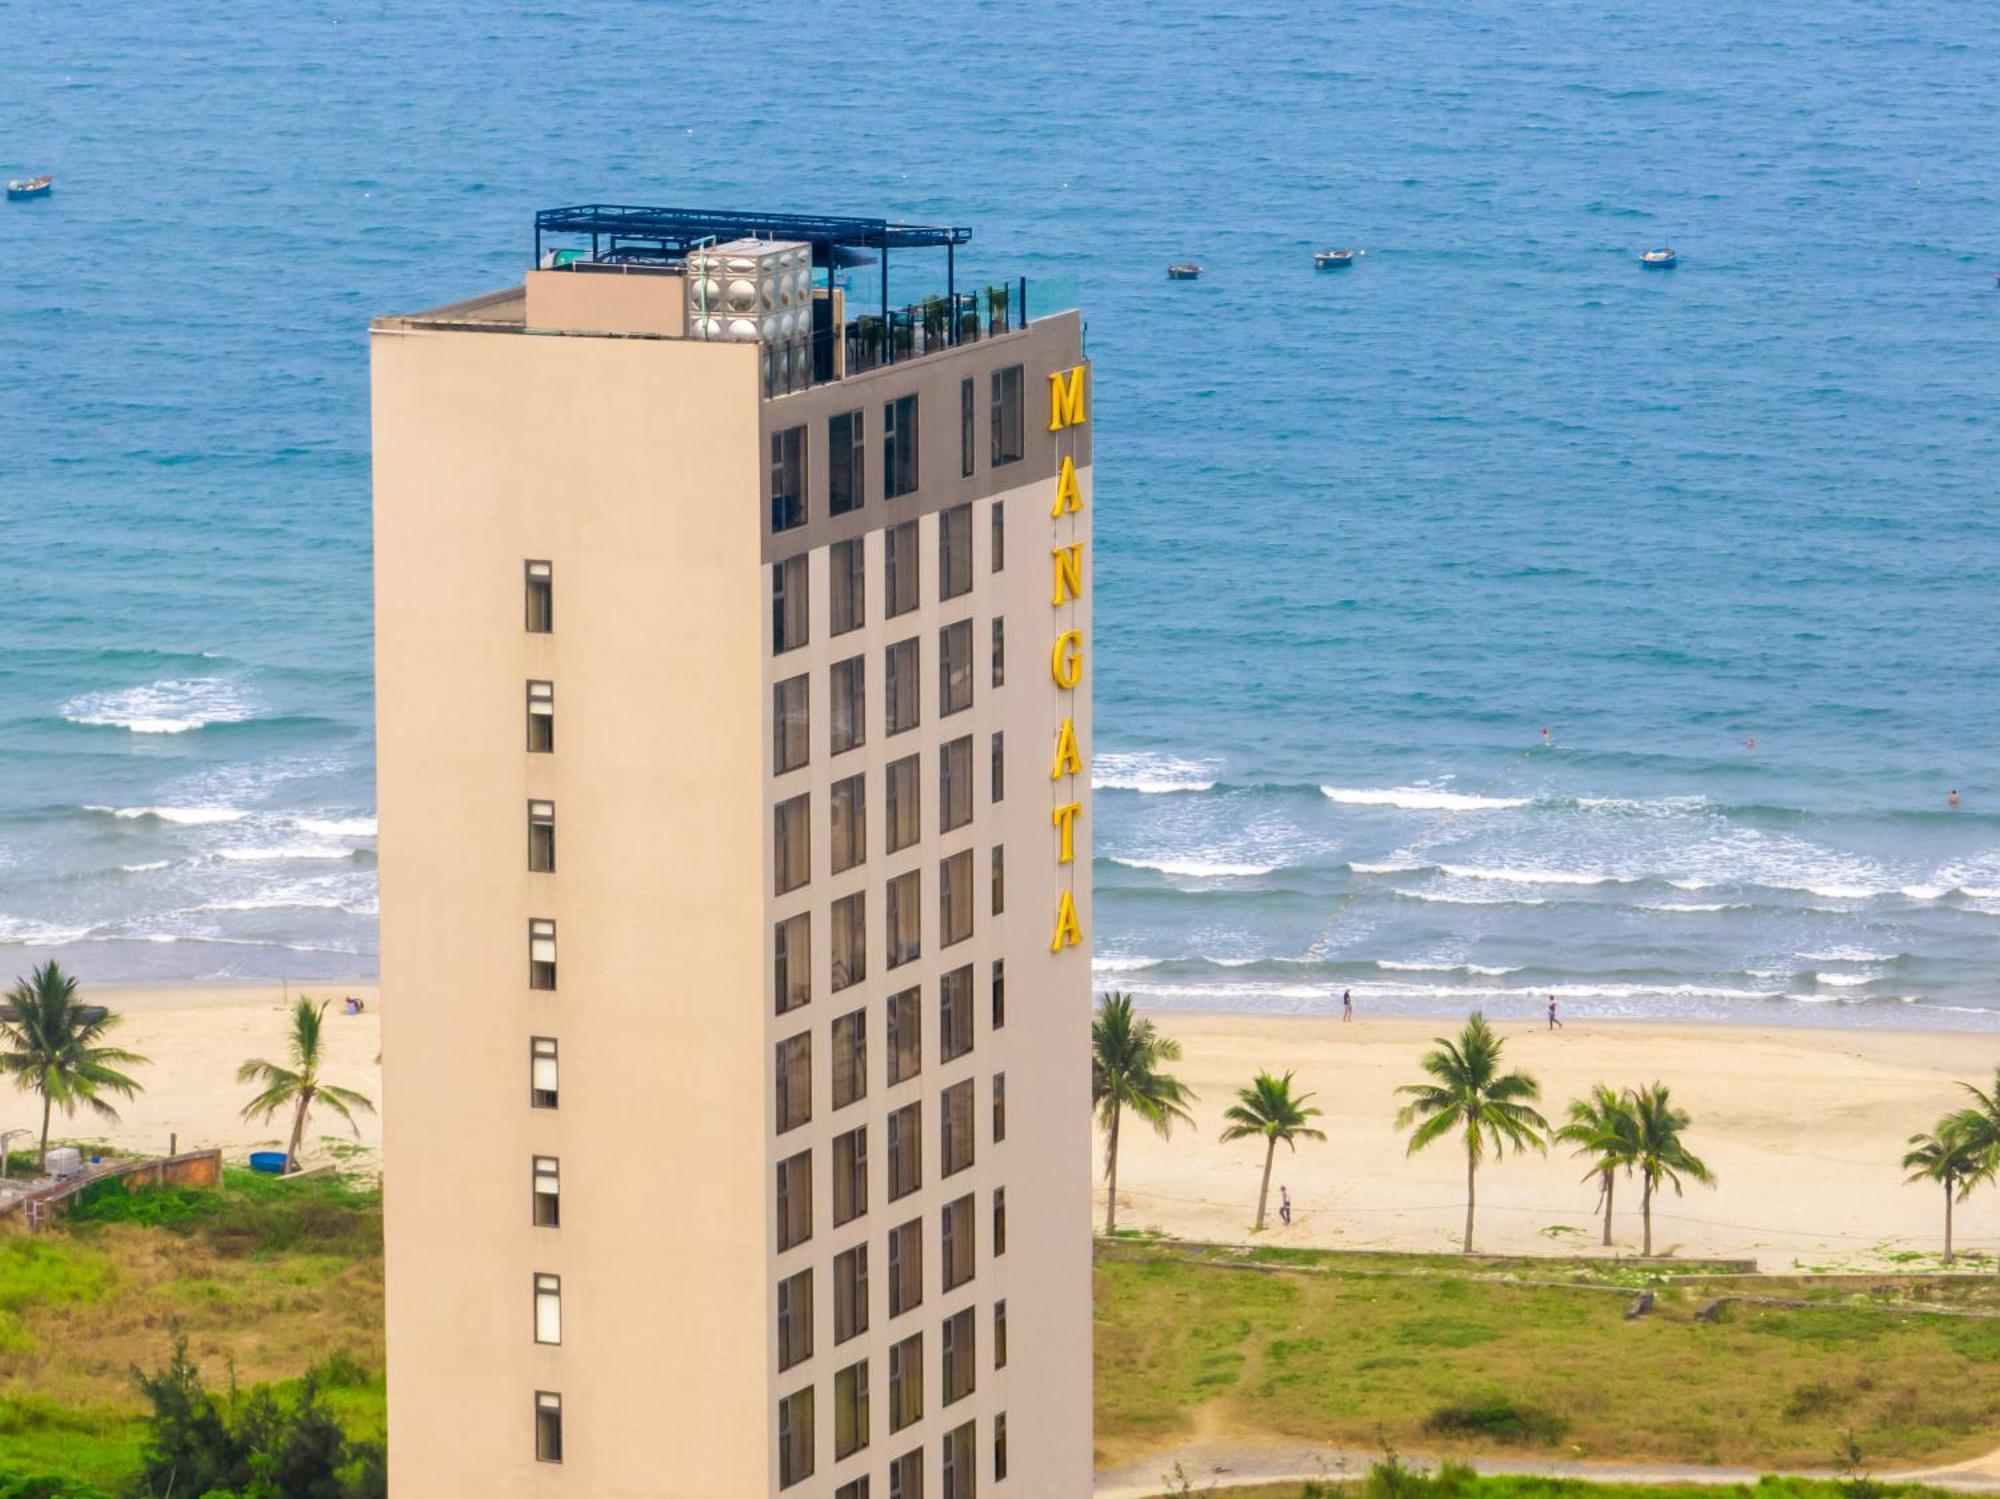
[371,206,1092,1497]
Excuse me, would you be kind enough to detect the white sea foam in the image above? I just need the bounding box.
[1323,785,1529,812]
[1438,864,1627,887]
[1108,855,1277,878]
[119,860,172,873]
[1351,860,1427,875]
[0,917,95,946]
[1091,955,1160,973]
[215,844,354,862]
[1394,888,1549,906]
[1800,946,1893,964]
[1798,882,1882,900]
[86,803,248,825]
[1092,752,1217,794]
[1812,971,1876,988]
[291,816,378,837]
[61,678,254,734]
[194,894,353,913]
[1377,960,1521,976]
[1900,884,1948,901]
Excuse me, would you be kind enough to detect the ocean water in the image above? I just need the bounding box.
[2,1,1996,1024]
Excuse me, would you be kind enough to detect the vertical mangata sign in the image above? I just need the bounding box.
[1047,364,1088,952]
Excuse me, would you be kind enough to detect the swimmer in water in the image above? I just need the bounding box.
[1949,789,1959,807]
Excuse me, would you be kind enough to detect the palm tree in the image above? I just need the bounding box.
[1902,1119,1992,1265]
[1091,993,1196,1234]
[0,962,148,1170]
[1627,1081,1715,1256]
[1396,1012,1547,1254]
[1219,1070,1325,1231]
[1555,1084,1639,1247]
[239,998,375,1173]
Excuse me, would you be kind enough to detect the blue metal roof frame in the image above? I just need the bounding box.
[534,204,972,262]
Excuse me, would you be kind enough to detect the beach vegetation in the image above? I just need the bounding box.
[237,998,375,1174]
[1144,1465,1967,1499]
[1899,1116,1992,1265]
[1626,1082,1715,1256]
[1552,1085,1639,1247]
[1219,1071,1326,1232]
[0,963,148,1172]
[1092,992,1197,1235]
[1395,1014,1548,1254]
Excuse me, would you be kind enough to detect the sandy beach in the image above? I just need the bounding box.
[19,985,1997,1268]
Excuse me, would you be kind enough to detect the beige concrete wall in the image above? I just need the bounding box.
[524,267,687,337]
[372,321,767,1497]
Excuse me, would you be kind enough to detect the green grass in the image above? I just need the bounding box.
[1097,1244,2000,1470]
[1155,1474,1966,1499]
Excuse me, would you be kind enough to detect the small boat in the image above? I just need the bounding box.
[6,175,52,201]
[1167,262,1202,281]
[1315,248,1360,269]
[1639,246,1677,268]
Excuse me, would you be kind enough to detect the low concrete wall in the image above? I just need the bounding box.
[0,1148,224,1232]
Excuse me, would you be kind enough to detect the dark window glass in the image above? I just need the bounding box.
[887,754,921,852]
[887,985,922,1085]
[943,1309,977,1406]
[775,675,810,774]
[940,849,973,948]
[995,1411,1008,1481]
[775,793,811,895]
[960,377,975,478]
[777,1148,812,1251]
[775,912,811,1014]
[776,1032,812,1133]
[833,1008,867,1109]
[528,800,556,873]
[834,1125,868,1226]
[771,425,806,533]
[942,1194,975,1292]
[885,521,920,617]
[940,736,973,832]
[529,919,557,991]
[991,732,1004,803]
[525,561,553,633]
[991,364,1024,466]
[534,1393,563,1463]
[994,1301,1007,1368]
[532,1155,560,1227]
[832,773,867,873]
[832,537,866,635]
[888,1220,923,1315]
[991,500,1004,572]
[527,680,554,752]
[836,1359,871,1461]
[887,871,921,968]
[830,410,865,517]
[991,618,1004,688]
[888,1103,923,1202]
[778,1267,814,1370]
[779,1386,814,1488]
[993,1186,1006,1256]
[991,845,1004,916]
[991,960,1005,1030]
[835,1244,869,1342]
[773,555,808,654]
[992,1073,1005,1143]
[530,1036,559,1108]
[941,966,973,1063]
[943,1420,975,1499]
[939,504,972,600]
[884,394,919,499]
[832,891,866,992]
[891,1448,923,1499]
[941,1079,974,1177]
[886,639,921,736]
[939,621,972,716]
[831,656,866,753]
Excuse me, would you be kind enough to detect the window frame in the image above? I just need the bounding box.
[525,560,553,634]
[829,409,865,518]
[831,890,867,993]
[530,1035,559,1108]
[991,363,1025,467]
[884,394,919,499]
[527,799,556,873]
[770,424,807,534]
[532,1154,560,1228]
[938,619,973,717]
[775,912,812,1016]
[774,674,811,775]
[526,679,554,753]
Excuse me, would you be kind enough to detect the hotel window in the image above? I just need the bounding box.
[943,1422,975,1499]
[941,1080,975,1177]
[994,1300,1007,1369]
[528,919,557,990]
[527,800,556,873]
[533,1273,561,1345]
[887,871,921,968]
[839,1482,872,1499]
[775,793,811,896]
[960,376,975,478]
[888,1333,924,1433]
[776,1032,812,1133]
[940,736,973,832]
[888,1218,922,1316]
[835,1244,869,1342]
[992,1073,1006,1143]
[942,1310,976,1406]
[534,1392,562,1464]
[991,499,1004,572]
[940,850,974,949]
[532,1155,560,1228]
[833,1125,868,1227]
[530,1036,559,1108]
[888,1103,922,1201]
[836,1359,871,1460]
[832,891,866,992]
[940,965,973,1064]
[773,555,808,654]
[991,618,1004,688]
[995,1412,1008,1482]
[775,912,811,1015]
[886,638,920,736]
[525,560,552,633]
[990,733,1005,803]
[992,363,1025,466]
[832,537,866,635]
[991,846,1004,916]
[887,987,921,1086]
[771,425,806,533]
[887,754,921,852]
[939,504,972,601]
[891,1449,922,1499]
[778,1267,814,1371]
[941,1194,975,1292]
[939,621,973,717]
[993,1187,1006,1256]
[777,1149,812,1252]
[833,1008,867,1108]
[779,1387,815,1488]
[831,656,866,754]
[832,774,867,873]
[830,410,865,517]
[526,680,554,753]
[991,960,1005,1030]
[884,394,919,499]
[886,520,920,617]
[775,675,810,775]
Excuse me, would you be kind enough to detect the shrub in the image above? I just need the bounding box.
[0,1471,113,1499]
[1423,1399,1570,1445]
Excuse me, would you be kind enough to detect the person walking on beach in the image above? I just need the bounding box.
[1547,995,1562,1031]
[1342,989,1353,1022]
[1279,1185,1292,1226]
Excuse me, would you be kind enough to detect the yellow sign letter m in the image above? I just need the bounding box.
[1048,365,1088,431]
